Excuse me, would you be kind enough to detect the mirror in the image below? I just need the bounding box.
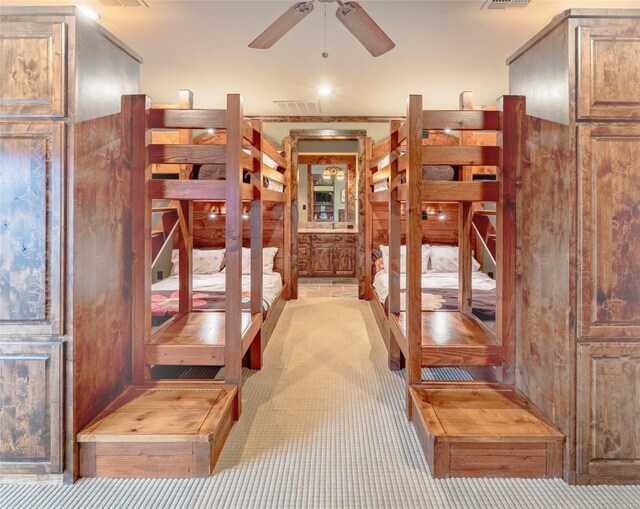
[303,165,348,223]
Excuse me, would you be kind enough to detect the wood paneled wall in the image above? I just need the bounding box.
[72,113,133,440]
[192,202,286,276]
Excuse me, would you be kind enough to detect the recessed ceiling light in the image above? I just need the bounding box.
[318,86,332,96]
[78,6,101,21]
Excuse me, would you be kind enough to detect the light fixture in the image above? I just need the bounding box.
[438,212,446,221]
[242,212,250,221]
[443,128,452,135]
[207,128,215,135]
[318,86,332,96]
[208,211,218,220]
[322,166,343,180]
[78,6,101,21]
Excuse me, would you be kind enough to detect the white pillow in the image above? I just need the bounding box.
[241,246,278,275]
[430,245,481,272]
[380,244,430,274]
[170,248,225,276]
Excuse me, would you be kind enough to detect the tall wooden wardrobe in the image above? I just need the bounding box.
[0,7,141,482]
[508,9,640,484]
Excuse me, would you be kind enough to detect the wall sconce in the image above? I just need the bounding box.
[422,208,446,221]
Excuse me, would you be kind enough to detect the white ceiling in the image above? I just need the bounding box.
[5,0,639,141]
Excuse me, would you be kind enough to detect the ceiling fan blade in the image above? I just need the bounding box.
[335,1,395,57]
[249,2,315,49]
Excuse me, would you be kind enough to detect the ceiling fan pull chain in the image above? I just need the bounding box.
[322,1,329,58]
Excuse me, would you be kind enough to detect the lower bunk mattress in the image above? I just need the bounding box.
[373,270,496,321]
[151,272,283,325]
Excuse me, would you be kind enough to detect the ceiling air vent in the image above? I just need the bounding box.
[100,0,148,7]
[484,0,531,9]
[273,100,321,116]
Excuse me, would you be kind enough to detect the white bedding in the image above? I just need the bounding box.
[152,272,283,309]
[373,270,496,303]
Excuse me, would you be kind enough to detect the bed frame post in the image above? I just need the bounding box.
[458,201,473,315]
[177,200,193,315]
[364,137,373,301]
[123,94,152,384]
[249,119,264,370]
[284,137,293,299]
[405,95,423,418]
[497,95,525,386]
[226,94,244,416]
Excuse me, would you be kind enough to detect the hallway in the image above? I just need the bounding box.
[2,298,640,508]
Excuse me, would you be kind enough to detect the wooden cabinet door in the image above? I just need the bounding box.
[311,246,333,277]
[333,246,356,277]
[577,124,640,339]
[0,20,67,117]
[0,122,64,336]
[0,342,63,474]
[577,342,640,481]
[577,23,640,120]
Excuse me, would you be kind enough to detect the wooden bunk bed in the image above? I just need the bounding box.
[365,94,565,478]
[77,93,287,478]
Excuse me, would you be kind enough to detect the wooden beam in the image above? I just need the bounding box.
[371,139,390,167]
[458,201,473,315]
[497,95,525,386]
[225,94,244,415]
[123,94,151,384]
[422,110,501,131]
[263,139,287,168]
[422,145,500,166]
[148,108,227,129]
[389,118,403,374]
[364,137,373,301]
[405,95,423,415]
[283,137,293,299]
[177,200,193,314]
[246,115,405,123]
[249,119,263,370]
[297,154,357,165]
[290,135,299,299]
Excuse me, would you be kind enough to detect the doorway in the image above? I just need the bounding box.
[289,130,367,299]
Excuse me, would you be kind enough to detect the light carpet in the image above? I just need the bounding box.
[2,298,639,508]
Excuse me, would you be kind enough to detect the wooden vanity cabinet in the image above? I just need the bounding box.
[298,233,356,278]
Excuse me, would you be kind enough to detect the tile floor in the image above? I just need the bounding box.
[298,278,359,298]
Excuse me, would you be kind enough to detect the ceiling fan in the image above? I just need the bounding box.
[249,0,395,57]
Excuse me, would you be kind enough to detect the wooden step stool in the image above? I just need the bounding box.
[77,382,237,478]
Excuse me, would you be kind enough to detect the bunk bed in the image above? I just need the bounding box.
[365,94,564,479]
[77,93,290,478]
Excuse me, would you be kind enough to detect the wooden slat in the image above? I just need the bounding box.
[369,189,390,202]
[370,139,390,166]
[420,181,499,203]
[262,165,286,184]
[262,188,286,203]
[422,110,501,131]
[249,119,263,371]
[242,120,257,143]
[365,137,374,301]
[149,180,225,201]
[263,140,287,168]
[148,108,226,129]
[371,167,389,185]
[149,144,226,165]
[422,145,500,166]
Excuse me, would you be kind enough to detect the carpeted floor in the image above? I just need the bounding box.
[2,298,640,508]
